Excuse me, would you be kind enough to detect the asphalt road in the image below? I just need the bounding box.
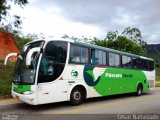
[0,88,160,120]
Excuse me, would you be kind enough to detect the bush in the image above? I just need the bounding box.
[0,62,15,97]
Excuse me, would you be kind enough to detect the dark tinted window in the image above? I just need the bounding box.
[109,53,120,67]
[44,42,67,63]
[141,59,149,70]
[132,58,141,69]
[38,41,67,83]
[149,61,154,71]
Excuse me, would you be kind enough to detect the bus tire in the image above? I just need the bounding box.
[70,87,85,106]
[136,84,143,96]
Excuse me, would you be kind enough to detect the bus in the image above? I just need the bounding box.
[4,38,155,105]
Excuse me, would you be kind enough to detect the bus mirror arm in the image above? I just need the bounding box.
[4,53,18,65]
[26,47,40,66]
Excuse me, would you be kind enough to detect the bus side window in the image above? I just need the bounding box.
[91,49,106,65]
[132,58,137,69]
[91,49,95,64]
[109,53,120,67]
[95,50,102,64]
[81,47,89,63]
[122,55,132,68]
[70,45,81,63]
[69,44,89,63]
[133,58,140,69]
[71,57,80,62]
[137,59,142,69]
[141,59,149,70]
[132,58,142,69]
[149,61,154,71]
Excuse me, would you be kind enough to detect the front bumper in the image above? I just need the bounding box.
[12,90,37,105]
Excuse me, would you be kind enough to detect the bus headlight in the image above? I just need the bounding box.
[23,91,34,95]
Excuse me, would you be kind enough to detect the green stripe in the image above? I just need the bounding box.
[13,84,31,93]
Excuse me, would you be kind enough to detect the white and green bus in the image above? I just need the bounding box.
[5,38,155,105]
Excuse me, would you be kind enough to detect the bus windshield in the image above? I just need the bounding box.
[13,41,44,85]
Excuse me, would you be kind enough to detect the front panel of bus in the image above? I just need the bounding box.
[12,40,68,105]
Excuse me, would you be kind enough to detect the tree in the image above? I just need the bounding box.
[92,35,145,56]
[0,0,28,21]
[0,0,28,31]
[92,28,147,56]
[112,36,145,55]
[122,27,147,55]
[104,31,118,41]
[122,27,142,42]
[91,37,107,47]
[16,37,32,50]
[0,16,22,33]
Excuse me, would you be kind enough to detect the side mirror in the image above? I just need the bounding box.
[4,53,18,65]
[26,47,40,66]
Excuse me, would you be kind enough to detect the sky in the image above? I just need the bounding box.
[10,0,160,44]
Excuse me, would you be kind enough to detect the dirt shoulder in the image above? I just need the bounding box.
[0,98,21,106]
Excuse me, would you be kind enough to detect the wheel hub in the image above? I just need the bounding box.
[73,91,81,100]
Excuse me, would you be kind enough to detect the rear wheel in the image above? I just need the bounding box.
[136,84,143,96]
[70,87,85,106]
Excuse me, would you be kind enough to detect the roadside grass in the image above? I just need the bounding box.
[156,68,160,87]
[0,61,15,98]
[156,68,160,80]
[155,82,160,87]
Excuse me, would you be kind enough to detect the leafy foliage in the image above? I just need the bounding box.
[0,0,28,21]
[147,44,160,67]
[0,0,28,32]
[15,37,32,50]
[156,68,160,81]
[122,27,142,42]
[0,62,15,97]
[92,27,147,56]
[0,0,10,21]
[122,27,147,54]
[104,31,118,41]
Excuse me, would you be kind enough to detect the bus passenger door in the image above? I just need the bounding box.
[36,56,68,104]
[36,41,68,104]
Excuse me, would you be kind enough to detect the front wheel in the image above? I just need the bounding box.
[136,84,143,96]
[70,87,85,106]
